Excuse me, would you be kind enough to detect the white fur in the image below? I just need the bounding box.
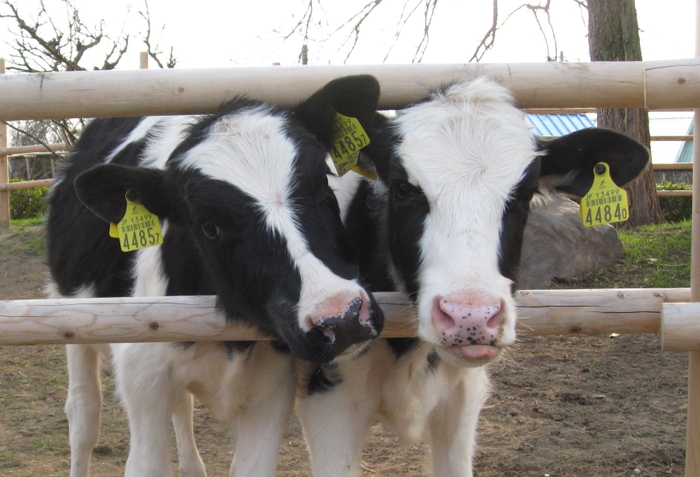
[299,78,538,476]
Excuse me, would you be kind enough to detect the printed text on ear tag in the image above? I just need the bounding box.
[111,195,163,252]
[330,113,372,177]
[579,162,629,227]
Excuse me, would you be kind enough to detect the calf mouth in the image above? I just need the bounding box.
[437,343,502,367]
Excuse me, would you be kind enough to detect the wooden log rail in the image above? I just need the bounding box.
[2,59,700,121]
[0,288,689,346]
[0,143,68,156]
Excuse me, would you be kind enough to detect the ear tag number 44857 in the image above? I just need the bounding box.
[579,162,630,227]
[330,113,376,179]
[109,194,163,252]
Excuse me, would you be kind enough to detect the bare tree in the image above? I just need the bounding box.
[0,0,175,158]
[281,0,577,65]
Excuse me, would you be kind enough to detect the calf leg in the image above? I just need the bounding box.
[113,343,176,477]
[229,347,296,477]
[427,367,490,477]
[297,360,379,477]
[65,344,104,477]
[172,390,207,477]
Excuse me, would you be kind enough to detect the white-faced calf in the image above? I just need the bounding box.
[296,77,649,476]
[46,75,384,477]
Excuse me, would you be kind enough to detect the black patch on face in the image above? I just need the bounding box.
[286,124,360,282]
[181,175,302,339]
[387,161,429,299]
[306,363,344,395]
[498,159,541,289]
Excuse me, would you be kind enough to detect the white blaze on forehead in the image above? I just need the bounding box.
[394,78,538,222]
[178,106,297,219]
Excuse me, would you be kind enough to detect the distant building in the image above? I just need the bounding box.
[675,120,693,163]
[526,114,594,136]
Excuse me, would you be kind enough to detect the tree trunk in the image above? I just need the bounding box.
[588,0,664,226]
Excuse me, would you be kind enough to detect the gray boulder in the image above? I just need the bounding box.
[517,193,624,289]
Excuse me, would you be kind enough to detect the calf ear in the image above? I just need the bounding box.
[538,128,650,197]
[295,74,381,149]
[74,164,173,224]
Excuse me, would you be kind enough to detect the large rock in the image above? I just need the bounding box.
[517,193,624,289]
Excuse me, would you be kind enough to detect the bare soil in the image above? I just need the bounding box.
[0,225,689,476]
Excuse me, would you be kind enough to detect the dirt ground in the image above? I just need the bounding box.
[0,225,689,476]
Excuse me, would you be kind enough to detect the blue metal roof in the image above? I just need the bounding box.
[525,114,595,136]
[675,120,693,163]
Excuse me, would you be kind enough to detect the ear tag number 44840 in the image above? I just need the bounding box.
[579,162,630,227]
[109,194,163,252]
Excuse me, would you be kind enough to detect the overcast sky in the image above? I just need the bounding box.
[0,0,695,68]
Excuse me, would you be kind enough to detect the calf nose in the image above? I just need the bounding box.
[432,294,504,347]
[309,293,378,355]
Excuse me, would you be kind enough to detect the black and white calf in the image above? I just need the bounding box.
[296,77,649,476]
[46,75,384,477]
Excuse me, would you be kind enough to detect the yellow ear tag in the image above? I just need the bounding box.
[110,194,164,252]
[330,113,373,178]
[579,162,630,227]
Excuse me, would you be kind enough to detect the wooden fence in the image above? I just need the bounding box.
[1,58,700,474]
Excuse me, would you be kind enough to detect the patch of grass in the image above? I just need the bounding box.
[5,225,46,256]
[11,217,44,227]
[570,220,691,289]
[0,452,19,469]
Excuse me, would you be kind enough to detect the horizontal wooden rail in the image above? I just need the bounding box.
[662,302,700,351]
[651,135,694,141]
[657,190,693,197]
[0,143,68,156]
[1,59,700,120]
[654,163,694,170]
[0,179,55,191]
[0,288,689,346]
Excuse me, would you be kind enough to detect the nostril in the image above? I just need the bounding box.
[485,302,504,330]
[434,297,457,332]
[318,326,335,343]
[486,310,502,330]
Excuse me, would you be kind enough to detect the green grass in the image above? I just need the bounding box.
[10,216,44,227]
[5,222,46,256]
[570,220,691,289]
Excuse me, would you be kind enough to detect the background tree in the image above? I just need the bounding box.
[588,0,664,226]
[0,0,175,179]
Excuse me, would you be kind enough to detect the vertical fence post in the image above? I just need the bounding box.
[686,1,700,474]
[140,51,148,70]
[0,59,9,229]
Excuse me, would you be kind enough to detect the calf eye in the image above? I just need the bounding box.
[395,182,413,199]
[201,222,221,239]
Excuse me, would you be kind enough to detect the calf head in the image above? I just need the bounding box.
[364,77,648,367]
[73,75,384,363]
